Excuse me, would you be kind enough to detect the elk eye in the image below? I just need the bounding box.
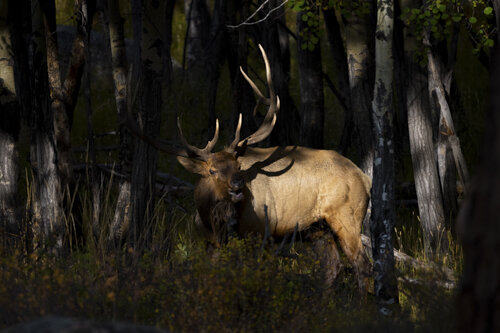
[209,169,217,175]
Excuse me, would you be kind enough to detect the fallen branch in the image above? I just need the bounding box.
[73,163,194,198]
[361,234,456,288]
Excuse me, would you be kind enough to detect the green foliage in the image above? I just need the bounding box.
[289,0,322,51]
[288,0,372,51]
[402,0,496,57]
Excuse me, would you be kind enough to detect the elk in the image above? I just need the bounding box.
[126,45,372,293]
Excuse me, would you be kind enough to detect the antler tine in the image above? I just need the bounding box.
[240,66,266,102]
[237,44,279,147]
[227,113,243,152]
[177,117,219,160]
[204,119,220,153]
[259,43,276,102]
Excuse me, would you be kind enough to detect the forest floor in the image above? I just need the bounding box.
[0,188,461,332]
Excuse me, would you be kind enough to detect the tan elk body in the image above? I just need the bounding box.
[179,145,371,292]
[127,45,372,293]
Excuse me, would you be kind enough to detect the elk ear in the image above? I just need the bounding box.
[177,156,207,175]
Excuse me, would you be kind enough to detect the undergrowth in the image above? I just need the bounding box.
[0,177,461,332]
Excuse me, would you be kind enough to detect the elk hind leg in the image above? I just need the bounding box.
[325,209,371,295]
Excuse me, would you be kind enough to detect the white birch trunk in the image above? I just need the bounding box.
[370,0,399,315]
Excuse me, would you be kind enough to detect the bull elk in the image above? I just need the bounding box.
[126,45,372,293]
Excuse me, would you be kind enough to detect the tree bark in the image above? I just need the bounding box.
[183,0,210,82]
[343,0,375,235]
[259,0,299,146]
[0,0,21,239]
[458,3,500,331]
[344,0,375,177]
[38,0,96,227]
[129,0,165,247]
[426,39,468,223]
[370,0,398,314]
[104,0,132,245]
[29,1,65,251]
[226,1,256,139]
[80,0,101,239]
[205,0,227,134]
[402,0,446,258]
[63,0,96,127]
[323,6,352,154]
[164,1,176,87]
[297,8,324,148]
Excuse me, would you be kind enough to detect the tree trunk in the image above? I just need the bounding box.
[344,0,375,177]
[370,0,398,314]
[63,0,96,127]
[104,0,132,245]
[296,8,324,148]
[0,0,21,239]
[129,0,165,248]
[343,0,375,235]
[81,0,101,239]
[164,1,176,86]
[205,0,227,134]
[402,0,446,258]
[39,0,74,189]
[323,6,352,154]
[30,1,65,251]
[426,39,468,223]
[38,0,96,238]
[183,0,210,81]
[392,0,410,176]
[458,3,500,331]
[260,0,299,146]
[226,1,256,139]
[457,45,500,333]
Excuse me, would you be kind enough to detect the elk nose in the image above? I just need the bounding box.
[231,178,244,190]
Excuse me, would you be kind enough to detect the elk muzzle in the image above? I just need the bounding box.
[228,176,245,203]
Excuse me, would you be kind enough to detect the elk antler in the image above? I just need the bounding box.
[124,45,277,160]
[177,117,219,160]
[236,44,280,148]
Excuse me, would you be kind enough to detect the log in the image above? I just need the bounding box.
[361,234,456,288]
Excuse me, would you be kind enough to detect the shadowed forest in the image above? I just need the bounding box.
[0,0,499,332]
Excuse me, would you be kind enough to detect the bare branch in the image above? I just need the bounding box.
[226,0,288,29]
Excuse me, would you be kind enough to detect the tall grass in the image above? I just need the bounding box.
[0,173,461,332]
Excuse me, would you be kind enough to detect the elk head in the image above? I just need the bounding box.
[176,44,279,204]
[124,44,279,204]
